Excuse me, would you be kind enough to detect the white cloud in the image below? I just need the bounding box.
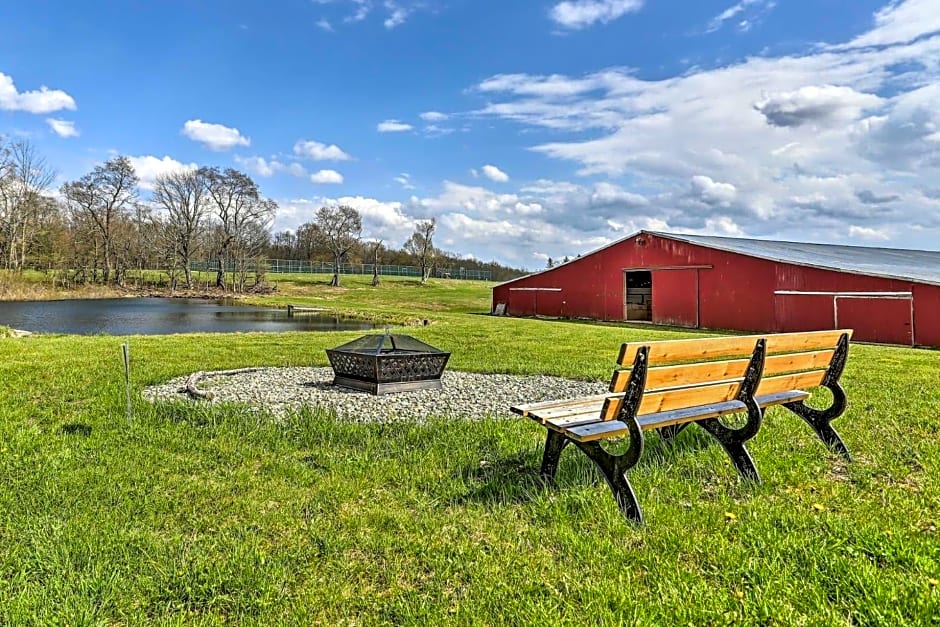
[128,155,197,191]
[315,0,426,29]
[384,1,410,28]
[590,181,649,208]
[440,212,525,240]
[840,0,940,49]
[699,216,746,237]
[549,0,644,30]
[46,118,79,138]
[181,119,250,151]
[0,72,76,114]
[423,124,456,137]
[293,139,352,161]
[340,195,412,229]
[377,119,413,133]
[346,0,370,22]
[754,85,883,128]
[394,173,416,189]
[310,169,344,184]
[481,164,510,182]
[273,195,412,243]
[286,162,307,177]
[848,225,890,240]
[420,111,448,122]
[690,175,737,205]
[234,155,310,178]
[234,155,277,177]
[707,0,775,33]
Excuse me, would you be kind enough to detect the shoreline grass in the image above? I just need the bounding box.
[0,275,938,624]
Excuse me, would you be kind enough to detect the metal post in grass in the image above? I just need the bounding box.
[122,342,133,426]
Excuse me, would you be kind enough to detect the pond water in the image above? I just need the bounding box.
[0,298,376,336]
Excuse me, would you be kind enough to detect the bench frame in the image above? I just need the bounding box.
[525,332,852,524]
[655,332,852,461]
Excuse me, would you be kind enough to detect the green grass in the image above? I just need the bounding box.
[0,275,938,624]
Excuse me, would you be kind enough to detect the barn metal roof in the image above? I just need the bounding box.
[651,232,940,287]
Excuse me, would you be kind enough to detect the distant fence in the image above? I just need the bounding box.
[189,259,491,281]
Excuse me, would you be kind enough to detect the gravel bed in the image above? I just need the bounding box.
[142,367,609,423]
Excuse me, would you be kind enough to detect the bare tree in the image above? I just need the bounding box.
[152,168,210,288]
[203,167,274,290]
[0,139,56,270]
[0,142,14,267]
[404,218,437,284]
[61,156,139,285]
[295,222,319,261]
[230,198,275,291]
[313,205,362,286]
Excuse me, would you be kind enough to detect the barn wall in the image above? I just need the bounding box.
[491,232,940,347]
[913,284,940,347]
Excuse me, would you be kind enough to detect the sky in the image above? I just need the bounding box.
[2,0,940,270]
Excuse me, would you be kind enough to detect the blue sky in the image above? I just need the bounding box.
[2,0,939,269]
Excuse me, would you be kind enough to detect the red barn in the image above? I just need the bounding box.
[492,231,940,347]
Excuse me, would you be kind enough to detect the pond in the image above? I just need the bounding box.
[0,298,376,336]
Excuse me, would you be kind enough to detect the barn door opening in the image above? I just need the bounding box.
[625,271,652,321]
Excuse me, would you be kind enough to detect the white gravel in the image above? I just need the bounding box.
[142,367,609,422]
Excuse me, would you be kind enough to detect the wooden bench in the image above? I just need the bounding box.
[511,329,853,523]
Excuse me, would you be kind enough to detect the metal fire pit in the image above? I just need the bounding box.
[326,331,451,394]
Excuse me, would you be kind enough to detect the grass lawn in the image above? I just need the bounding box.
[1,274,938,624]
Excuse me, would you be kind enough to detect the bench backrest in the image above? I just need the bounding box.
[600,329,853,421]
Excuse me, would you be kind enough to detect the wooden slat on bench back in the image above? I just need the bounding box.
[616,329,851,367]
[599,381,741,421]
[756,370,826,397]
[608,348,837,393]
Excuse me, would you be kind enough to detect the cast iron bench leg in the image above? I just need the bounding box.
[697,417,762,482]
[782,332,852,461]
[573,440,644,524]
[539,430,570,484]
[783,386,852,461]
[538,418,646,523]
[694,342,766,483]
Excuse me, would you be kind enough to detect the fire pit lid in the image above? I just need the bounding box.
[330,332,446,356]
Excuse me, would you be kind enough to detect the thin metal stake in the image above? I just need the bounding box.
[122,342,133,426]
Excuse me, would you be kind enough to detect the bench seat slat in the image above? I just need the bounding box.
[567,420,631,442]
[542,412,606,430]
[527,398,611,421]
[755,389,810,407]
[638,399,746,429]
[510,393,612,417]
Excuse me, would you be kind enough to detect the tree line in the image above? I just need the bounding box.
[269,209,525,284]
[0,138,525,290]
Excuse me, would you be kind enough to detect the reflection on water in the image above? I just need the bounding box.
[0,298,375,336]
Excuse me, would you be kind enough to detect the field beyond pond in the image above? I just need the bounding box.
[1,274,938,625]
